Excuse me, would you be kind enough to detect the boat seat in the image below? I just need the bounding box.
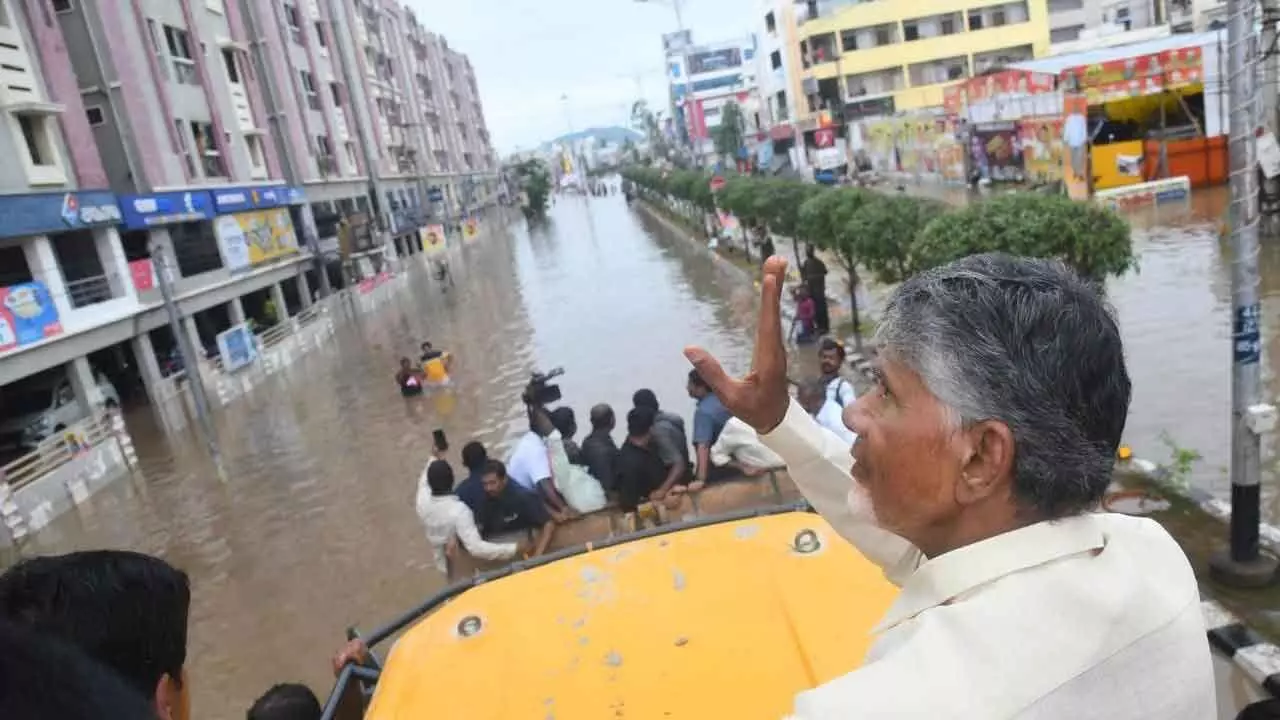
[694,476,780,516]
[446,529,532,583]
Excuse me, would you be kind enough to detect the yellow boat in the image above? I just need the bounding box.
[321,473,897,720]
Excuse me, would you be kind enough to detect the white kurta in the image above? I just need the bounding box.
[760,400,1215,719]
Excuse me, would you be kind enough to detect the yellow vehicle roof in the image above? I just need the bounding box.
[366,510,897,720]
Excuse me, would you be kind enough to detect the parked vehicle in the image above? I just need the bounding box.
[0,370,120,453]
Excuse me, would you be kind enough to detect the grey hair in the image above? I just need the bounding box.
[874,253,1131,519]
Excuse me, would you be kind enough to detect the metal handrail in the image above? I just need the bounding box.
[318,501,814,720]
[1,413,116,492]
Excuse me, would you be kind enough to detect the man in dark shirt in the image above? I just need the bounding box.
[580,404,619,494]
[476,459,555,556]
[632,389,690,499]
[454,441,488,515]
[615,407,669,512]
[801,245,830,334]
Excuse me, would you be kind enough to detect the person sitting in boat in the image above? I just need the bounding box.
[710,416,784,477]
[615,407,669,513]
[818,337,856,408]
[395,357,425,397]
[419,342,452,385]
[684,254,1212,719]
[687,369,734,487]
[796,377,855,446]
[475,460,556,557]
[415,458,526,575]
[508,410,574,520]
[540,406,606,514]
[580,404,620,495]
[632,389,691,500]
[454,441,490,517]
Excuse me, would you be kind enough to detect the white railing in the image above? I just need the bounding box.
[0,412,120,493]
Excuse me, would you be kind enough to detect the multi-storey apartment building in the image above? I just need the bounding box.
[664,34,763,164]
[0,0,496,446]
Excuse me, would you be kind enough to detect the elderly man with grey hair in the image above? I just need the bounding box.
[685,254,1212,719]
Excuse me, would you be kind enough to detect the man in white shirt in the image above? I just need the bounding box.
[506,427,571,517]
[683,254,1214,719]
[818,338,856,408]
[710,416,785,476]
[415,458,525,576]
[797,378,856,446]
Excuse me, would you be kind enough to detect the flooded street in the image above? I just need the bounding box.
[4,185,1279,716]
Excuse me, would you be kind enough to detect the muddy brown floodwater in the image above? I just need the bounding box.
[2,187,1277,718]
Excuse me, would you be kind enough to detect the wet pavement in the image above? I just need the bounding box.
[1,186,1275,716]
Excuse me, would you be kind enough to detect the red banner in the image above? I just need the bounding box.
[962,70,1056,104]
[1060,46,1204,104]
[814,128,835,148]
[943,85,964,116]
[129,259,156,292]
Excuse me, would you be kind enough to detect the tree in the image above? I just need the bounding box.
[914,193,1134,282]
[843,194,948,284]
[512,159,552,219]
[712,102,746,164]
[631,100,667,160]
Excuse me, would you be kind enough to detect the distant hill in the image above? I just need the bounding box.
[544,126,642,149]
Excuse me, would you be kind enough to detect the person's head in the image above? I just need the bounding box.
[482,459,508,497]
[627,406,657,443]
[686,369,711,400]
[549,406,577,439]
[0,550,192,720]
[590,404,615,432]
[461,441,488,473]
[850,253,1130,557]
[796,378,828,417]
[420,341,432,353]
[805,244,816,259]
[426,459,455,496]
[819,337,846,376]
[632,388,659,411]
[0,620,159,720]
[247,683,322,720]
[399,357,412,371]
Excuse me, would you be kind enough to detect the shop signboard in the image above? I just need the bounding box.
[214,207,299,274]
[0,281,62,353]
[211,185,304,214]
[960,70,1059,124]
[129,259,157,292]
[970,123,1024,183]
[1019,117,1066,184]
[119,191,214,229]
[0,191,123,239]
[216,323,258,373]
[1060,47,1204,105]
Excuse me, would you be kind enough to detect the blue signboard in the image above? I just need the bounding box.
[216,323,258,373]
[119,190,214,229]
[0,281,62,352]
[0,190,122,239]
[211,185,307,214]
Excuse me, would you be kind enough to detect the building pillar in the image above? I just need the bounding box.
[296,271,312,310]
[270,282,289,321]
[130,332,166,404]
[65,355,98,418]
[227,295,247,327]
[22,235,73,318]
[93,226,136,302]
[184,315,205,359]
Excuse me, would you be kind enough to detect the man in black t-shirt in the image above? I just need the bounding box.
[476,459,556,557]
[615,407,670,512]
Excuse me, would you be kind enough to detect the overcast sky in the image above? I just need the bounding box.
[405,0,754,154]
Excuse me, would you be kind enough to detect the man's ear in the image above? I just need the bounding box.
[153,673,176,720]
[956,419,1015,506]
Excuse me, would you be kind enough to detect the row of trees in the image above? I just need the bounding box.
[621,166,1136,346]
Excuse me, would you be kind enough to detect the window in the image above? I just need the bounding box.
[52,0,73,12]
[941,17,955,34]
[174,118,195,175]
[1115,6,1132,29]
[1048,0,1085,11]
[314,21,327,47]
[993,9,1007,26]
[246,135,266,174]
[329,82,342,106]
[190,121,224,177]
[145,19,170,81]
[164,25,198,85]
[315,135,334,175]
[1050,24,1084,42]
[903,23,919,41]
[344,141,357,170]
[300,70,320,110]
[284,3,302,44]
[969,12,984,30]
[85,106,105,126]
[764,11,776,33]
[19,114,53,166]
[841,31,857,52]
[770,50,782,70]
[222,49,240,83]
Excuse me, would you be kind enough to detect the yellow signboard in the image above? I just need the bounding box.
[421,224,446,255]
[214,208,299,272]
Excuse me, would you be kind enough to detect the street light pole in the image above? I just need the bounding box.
[1210,0,1279,588]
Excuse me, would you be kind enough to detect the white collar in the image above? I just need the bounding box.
[874,514,1106,634]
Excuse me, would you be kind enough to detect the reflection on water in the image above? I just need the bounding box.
[5,196,769,718]
[5,186,1280,717]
